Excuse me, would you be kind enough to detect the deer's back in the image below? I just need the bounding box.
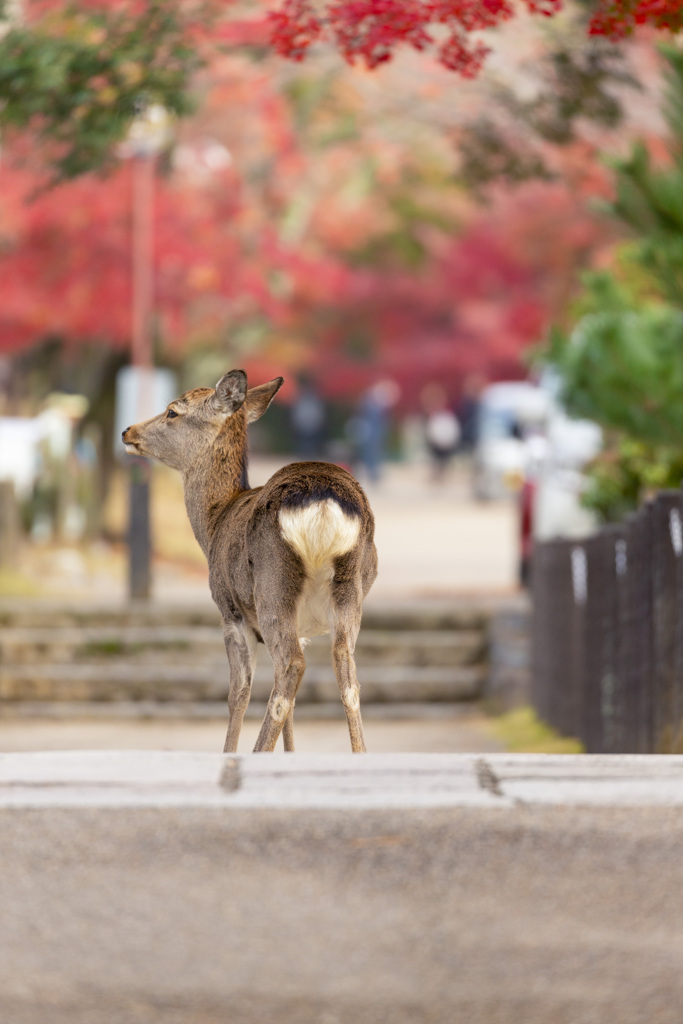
[261,460,373,521]
[208,461,377,631]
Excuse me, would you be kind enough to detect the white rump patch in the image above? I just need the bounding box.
[279,500,361,638]
[279,500,361,571]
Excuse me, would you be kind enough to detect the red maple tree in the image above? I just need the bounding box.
[267,0,683,76]
[0,157,269,356]
[13,0,683,81]
[0,0,659,406]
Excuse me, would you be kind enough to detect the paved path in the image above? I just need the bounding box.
[360,459,519,598]
[1,752,683,1024]
[21,458,520,602]
[0,708,504,754]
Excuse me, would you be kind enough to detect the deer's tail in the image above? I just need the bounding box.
[279,498,361,571]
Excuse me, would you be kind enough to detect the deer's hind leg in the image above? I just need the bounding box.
[222,622,257,753]
[253,613,306,753]
[282,709,295,752]
[330,556,366,753]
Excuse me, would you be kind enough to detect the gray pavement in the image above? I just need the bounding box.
[2,752,683,1023]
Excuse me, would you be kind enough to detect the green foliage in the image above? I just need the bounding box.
[486,707,583,754]
[547,298,683,447]
[600,45,683,306]
[0,2,204,180]
[581,437,683,522]
[0,568,40,597]
[546,272,683,522]
[541,46,683,522]
[604,144,683,306]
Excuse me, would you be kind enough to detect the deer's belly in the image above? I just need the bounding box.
[296,566,334,638]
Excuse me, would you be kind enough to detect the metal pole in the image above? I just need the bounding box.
[128,152,155,600]
[132,153,154,370]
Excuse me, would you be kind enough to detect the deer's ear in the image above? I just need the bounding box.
[213,370,248,415]
[246,377,284,423]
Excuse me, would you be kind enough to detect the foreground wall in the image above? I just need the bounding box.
[1,751,683,1024]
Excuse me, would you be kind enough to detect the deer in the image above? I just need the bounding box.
[122,370,378,753]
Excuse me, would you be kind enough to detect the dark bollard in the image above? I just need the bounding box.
[0,480,20,570]
[128,457,151,600]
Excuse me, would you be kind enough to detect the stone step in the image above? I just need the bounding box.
[0,598,497,708]
[0,662,484,705]
[0,700,484,721]
[0,598,490,632]
[0,626,485,669]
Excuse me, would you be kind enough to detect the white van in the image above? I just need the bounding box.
[473,377,603,540]
[473,382,550,501]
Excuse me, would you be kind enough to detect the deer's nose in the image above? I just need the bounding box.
[122,426,132,441]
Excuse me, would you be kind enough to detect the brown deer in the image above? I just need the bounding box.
[122,370,378,753]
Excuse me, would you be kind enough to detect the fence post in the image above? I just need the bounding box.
[673,485,683,752]
[650,492,682,752]
[567,542,587,741]
[581,529,623,753]
[531,539,583,740]
[611,505,654,752]
[531,541,552,726]
[609,526,629,752]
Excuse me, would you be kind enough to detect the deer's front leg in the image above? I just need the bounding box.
[222,622,257,753]
[331,577,366,753]
[253,622,305,753]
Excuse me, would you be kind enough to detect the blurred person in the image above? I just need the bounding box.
[290,374,326,457]
[347,379,399,483]
[421,383,460,482]
[36,393,90,541]
[457,373,484,454]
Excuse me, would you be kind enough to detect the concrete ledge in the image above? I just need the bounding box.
[2,754,683,1024]
[2,750,683,808]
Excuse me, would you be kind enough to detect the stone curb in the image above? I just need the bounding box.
[1,751,683,808]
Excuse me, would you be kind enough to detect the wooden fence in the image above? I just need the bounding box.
[531,489,683,753]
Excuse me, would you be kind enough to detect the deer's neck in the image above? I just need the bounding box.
[181,413,249,556]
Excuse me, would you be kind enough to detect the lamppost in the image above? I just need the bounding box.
[121,103,171,600]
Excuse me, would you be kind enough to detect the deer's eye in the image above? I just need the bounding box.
[167,408,178,419]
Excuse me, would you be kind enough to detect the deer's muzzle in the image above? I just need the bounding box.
[122,426,141,455]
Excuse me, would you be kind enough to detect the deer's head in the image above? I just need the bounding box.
[122,370,284,472]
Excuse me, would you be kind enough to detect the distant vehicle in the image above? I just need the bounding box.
[472,378,603,584]
[531,410,603,541]
[473,382,549,501]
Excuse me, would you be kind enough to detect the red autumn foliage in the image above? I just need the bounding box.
[21,0,683,78]
[0,1,636,406]
[0,157,265,355]
[589,0,683,38]
[268,0,539,78]
[267,0,682,77]
[271,182,605,409]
